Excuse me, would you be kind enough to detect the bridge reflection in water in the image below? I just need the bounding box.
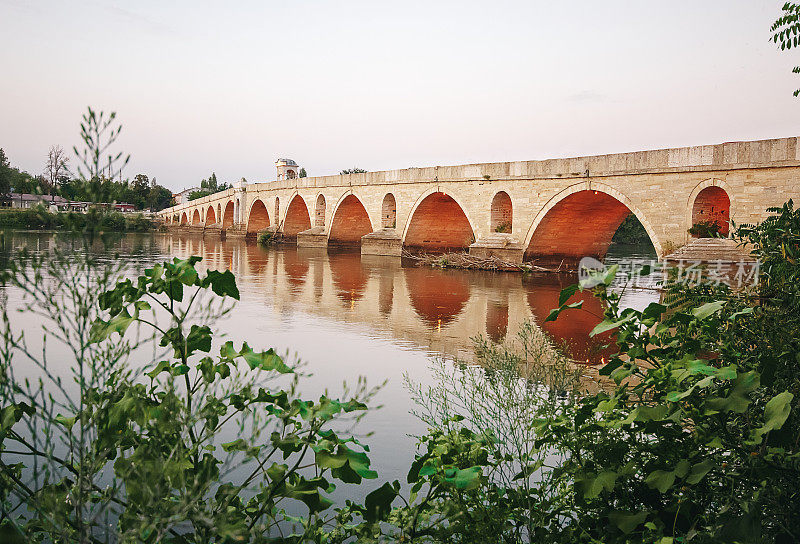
[161,234,658,364]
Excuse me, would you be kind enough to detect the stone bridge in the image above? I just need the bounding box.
[159,137,800,264]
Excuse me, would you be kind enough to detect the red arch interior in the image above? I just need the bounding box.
[491,192,513,233]
[329,195,373,247]
[404,192,474,252]
[247,200,270,233]
[525,190,642,265]
[692,186,730,236]
[284,196,312,238]
[222,202,234,228]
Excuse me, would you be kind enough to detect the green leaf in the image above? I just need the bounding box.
[748,391,794,445]
[578,470,618,499]
[685,459,714,485]
[645,469,676,493]
[364,481,399,522]
[591,314,634,337]
[705,371,759,413]
[442,466,483,490]
[185,325,212,356]
[314,449,348,470]
[558,284,578,306]
[609,510,648,534]
[54,414,76,429]
[691,300,725,320]
[204,269,240,299]
[240,342,292,373]
[145,361,171,379]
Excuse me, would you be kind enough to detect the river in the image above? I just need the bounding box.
[1,230,658,492]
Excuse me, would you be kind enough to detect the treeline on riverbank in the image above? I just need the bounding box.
[610,212,650,245]
[0,205,156,232]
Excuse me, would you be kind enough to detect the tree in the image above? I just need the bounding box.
[299,167,307,178]
[199,172,231,194]
[772,2,800,96]
[340,167,367,175]
[72,107,130,183]
[44,145,69,198]
[188,189,212,201]
[0,148,11,203]
[146,184,173,211]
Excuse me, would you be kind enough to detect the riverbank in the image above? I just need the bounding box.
[0,207,157,232]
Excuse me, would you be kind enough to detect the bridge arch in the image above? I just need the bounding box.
[283,193,312,238]
[687,179,732,238]
[382,193,396,228]
[222,201,234,228]
[329,193,373,247]
[523,182,661,263]
[490,191,513,233]
[403,189,477,251]
[314,194,326,227]
[206,205,216,225]
[180,212,188,225]
[247,199,271,233]
[192,209,201,225]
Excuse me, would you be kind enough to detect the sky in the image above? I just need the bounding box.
[1,0,799,192]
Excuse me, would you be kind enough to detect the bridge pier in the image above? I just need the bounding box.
[361,229,402,257]
[469,234,525,264]
[296,226,328,248]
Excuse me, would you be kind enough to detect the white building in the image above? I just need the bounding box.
[172,187,200,205]
[275,158,300,180]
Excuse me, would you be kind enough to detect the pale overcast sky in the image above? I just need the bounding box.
[1,0,799,191]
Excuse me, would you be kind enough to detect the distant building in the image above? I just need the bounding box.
[115,203,136,213]
[9,193,67,210]
[173,187,200,205]
[6,193,138,214]
[275,158,300,180]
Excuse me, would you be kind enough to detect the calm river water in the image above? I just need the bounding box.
[1,231,658,489]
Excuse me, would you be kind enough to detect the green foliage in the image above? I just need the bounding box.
[0,253,383,542]
[299,168,307,178]
[0,206,155,232]
[381,200,800,542]
[188,173,232,202]
[394,324,581,542]
[73,107,130,181]
[493,221,512,233]
[0,148,12,202]
[187,189,211,201]
[257,230,275,246]
[339,168,367,175]
[772,2,800,96]
[688,220,722,238]
[611,213,650,245]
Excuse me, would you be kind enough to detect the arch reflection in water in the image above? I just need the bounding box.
[329,251,369,307]
[158,234,658,363]
[523,273,616,362]
[403,267,471,329]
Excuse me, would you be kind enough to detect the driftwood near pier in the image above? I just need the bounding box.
[401,250,571,273]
